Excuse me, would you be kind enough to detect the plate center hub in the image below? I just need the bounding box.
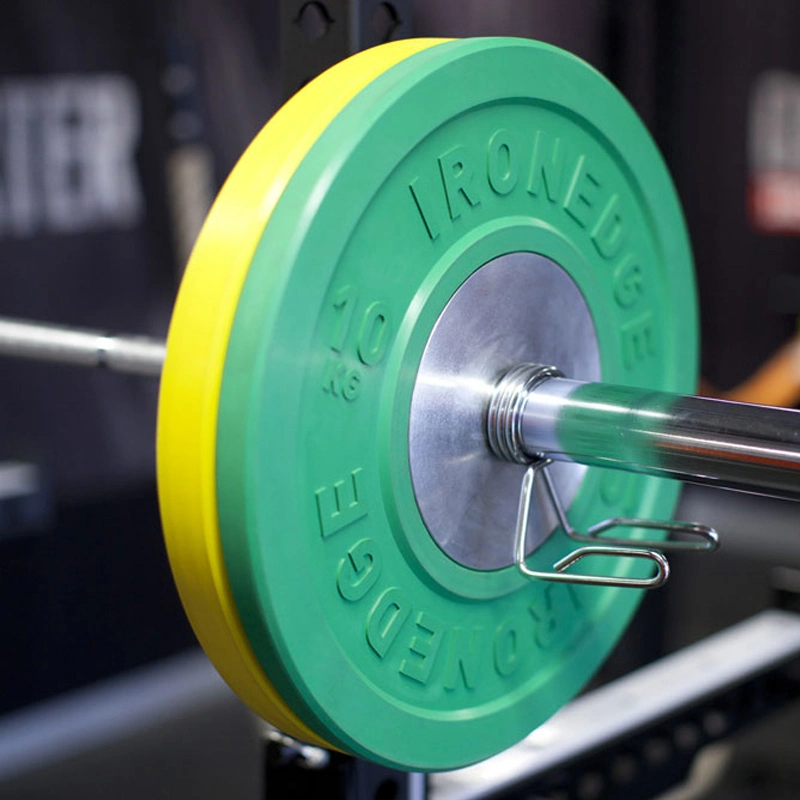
[408,252,601,571]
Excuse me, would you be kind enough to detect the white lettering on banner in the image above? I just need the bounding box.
[0,74,144,237]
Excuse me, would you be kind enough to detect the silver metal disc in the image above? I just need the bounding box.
[408,253,601,571]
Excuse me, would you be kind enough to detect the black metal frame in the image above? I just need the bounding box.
[497,664,800,800]
[261,612,800,800]
[280,0,413,100]
[264,743,423,800]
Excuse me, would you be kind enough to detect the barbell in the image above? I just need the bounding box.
[1,37,799,771]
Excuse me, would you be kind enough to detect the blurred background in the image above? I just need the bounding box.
[1,1,799,798]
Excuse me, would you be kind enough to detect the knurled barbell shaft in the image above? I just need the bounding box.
[0,316,165,376]
[490,365,800,502]
[1,316,799,501]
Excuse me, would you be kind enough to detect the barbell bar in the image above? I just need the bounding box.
[0,317,165,376]
[1,316,796,501]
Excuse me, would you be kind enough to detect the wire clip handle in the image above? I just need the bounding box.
[514,460,719,589]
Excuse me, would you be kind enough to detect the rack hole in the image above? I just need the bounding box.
[702,709,729,738]
[295,2,333,41]
[643,736,672,767]
[673,721,702,751]
[611,753,639,784]
[371,3,400,42]
[576,771,605,800]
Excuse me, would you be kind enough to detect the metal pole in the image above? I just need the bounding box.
[494,366,800,502]
[0,317,165,377]
[2,318,799,500]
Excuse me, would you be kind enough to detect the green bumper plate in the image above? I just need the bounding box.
[217,38,698,770]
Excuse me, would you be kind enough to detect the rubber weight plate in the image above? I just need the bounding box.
[217,37,698,770]
[157,38,445,747]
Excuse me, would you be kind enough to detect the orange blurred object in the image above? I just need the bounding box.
[700,334,800,408]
